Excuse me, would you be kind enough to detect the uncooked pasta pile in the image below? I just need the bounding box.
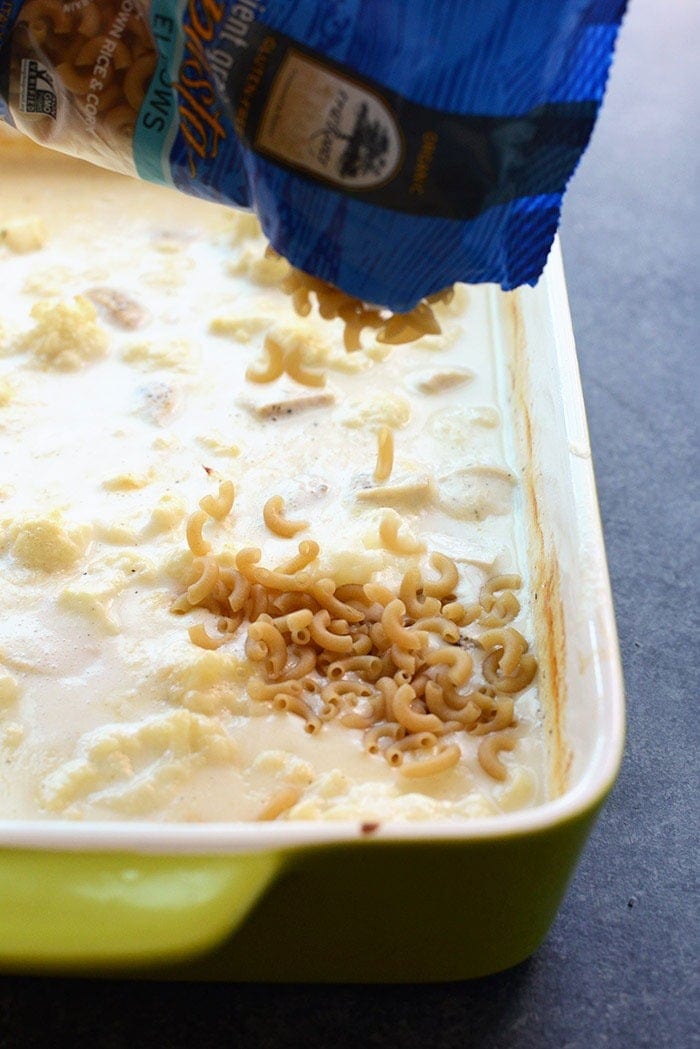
[267,247,454,352]
[177,478,537,812]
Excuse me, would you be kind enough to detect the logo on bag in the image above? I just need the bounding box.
[316,97,393,184]
[19,58,57,118]
[256,52,403,190]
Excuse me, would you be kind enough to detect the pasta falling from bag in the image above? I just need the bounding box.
[0,0,627,310]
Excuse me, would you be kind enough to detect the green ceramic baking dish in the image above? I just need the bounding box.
[0,235,624,981]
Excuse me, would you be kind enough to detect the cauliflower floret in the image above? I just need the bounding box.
[0,674,20,709]
[17,296,108,370]
[341,393,411,429]
[40,710,237,814]
[1,216,47,253]
[10,512,91,572]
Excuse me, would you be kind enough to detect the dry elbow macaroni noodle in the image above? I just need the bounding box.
[374,427,394,483]
[200,480,235,521]
[257,786,302,822]
[246,334,326,388]
[379,509,425,555]
[263,495,309,538]
[175,477,539,809]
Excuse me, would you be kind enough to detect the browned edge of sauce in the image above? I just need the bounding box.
[502,291,572,798]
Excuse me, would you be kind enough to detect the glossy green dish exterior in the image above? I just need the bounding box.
[0,798,604,981]
[0,848,281,972]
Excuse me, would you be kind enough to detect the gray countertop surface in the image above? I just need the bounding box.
[1,0,697,1046]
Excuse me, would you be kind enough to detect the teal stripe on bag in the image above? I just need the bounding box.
[133,0,188,186]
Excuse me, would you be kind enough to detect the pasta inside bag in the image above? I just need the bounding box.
[0,0,627,310]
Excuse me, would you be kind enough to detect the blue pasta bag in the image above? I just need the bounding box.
[0,0,626,310]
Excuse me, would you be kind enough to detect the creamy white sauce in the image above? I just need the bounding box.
[0,153,545,821]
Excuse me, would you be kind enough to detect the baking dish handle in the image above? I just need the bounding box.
[0,847,283,971]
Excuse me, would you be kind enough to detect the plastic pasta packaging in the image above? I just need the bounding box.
[0,0,626,310]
